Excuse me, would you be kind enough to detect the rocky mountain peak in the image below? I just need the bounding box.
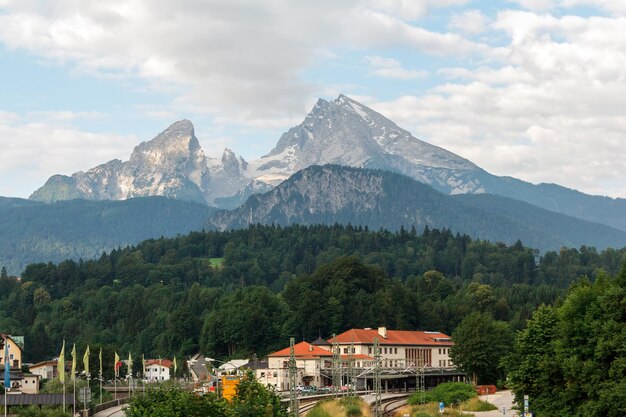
[251,94,478,190]
[130,119,200,162]
[219,148,248,175]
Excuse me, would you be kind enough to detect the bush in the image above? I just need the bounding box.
[341,397,363,416]
[409,382,476,406]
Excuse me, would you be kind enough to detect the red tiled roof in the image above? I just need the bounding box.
[268,341,334,358]
[29,360,58,369]
[144,359,173,368]
[340,354,373,360]
[329,329,453,346]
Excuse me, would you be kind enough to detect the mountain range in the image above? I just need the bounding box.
[0,196,214,274]
[208,164,626,251]
[30,94,626,233]
[2,94,625,274]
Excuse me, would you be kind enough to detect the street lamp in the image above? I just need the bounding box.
[205,358,241,399]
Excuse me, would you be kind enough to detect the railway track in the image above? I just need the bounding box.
[380,395,409,417]
[296,393,410,416]
[298,401,318,415]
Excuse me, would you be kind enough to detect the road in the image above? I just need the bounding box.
[93,404,126,417]
[472,390,516,417]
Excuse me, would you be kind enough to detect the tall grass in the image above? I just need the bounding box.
[460,397,497,412]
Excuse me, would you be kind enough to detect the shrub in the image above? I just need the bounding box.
[409,382,476,406]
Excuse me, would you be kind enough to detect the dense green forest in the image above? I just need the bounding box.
[0,196,215,274]
[1,224,624,369]
[505,268,626,417]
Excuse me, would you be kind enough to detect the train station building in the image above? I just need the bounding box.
[257,326,466,392]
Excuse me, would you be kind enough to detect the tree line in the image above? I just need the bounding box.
[0,224,625,415]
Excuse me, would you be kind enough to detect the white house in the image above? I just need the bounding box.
[144,359,172,382]
[29,360,58,380]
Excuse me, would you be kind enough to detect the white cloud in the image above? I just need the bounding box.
[507,0,557,11]
[371,10,626,198]
[448,10,491,35]
[0,113,138,198]
[562,0,626,15]
[0,0,487,127]
[371,0,471,20]
[366,55,428,80]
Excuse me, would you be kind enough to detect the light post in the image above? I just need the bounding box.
[205,358,240,399]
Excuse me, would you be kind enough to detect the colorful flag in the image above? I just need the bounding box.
[83,345,90,376]
[99,348,102,379]
[71,344,77,381]
[173,356,177,376]
[127,352,133,377]
[57,341,65,383]
[3,336,10,390]
[114,352,120,377]
[142,354,146,377]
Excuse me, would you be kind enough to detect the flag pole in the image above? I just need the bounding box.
[99,348,103,405]
[4,335,10,417]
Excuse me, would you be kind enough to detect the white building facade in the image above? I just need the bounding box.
[259,327,461,392]
[144,359,172,382]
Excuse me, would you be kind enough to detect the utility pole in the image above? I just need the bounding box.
[416,354,425,404]
[373,337,382,417]
[332,334,340,398]
[348,338,355,397]
[288,338,298,417]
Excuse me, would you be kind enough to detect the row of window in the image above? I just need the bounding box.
[438,348,450,355]
[367,347,399,355]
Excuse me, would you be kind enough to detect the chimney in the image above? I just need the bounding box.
[309,343,313,352]
[378,326,387,339]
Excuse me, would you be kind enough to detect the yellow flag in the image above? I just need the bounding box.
[142,354,145,377]
[83,345,90,376]
[173,356,177,375]
[71,344,77,381]
[114,352,120,377]
[57,341,65,383]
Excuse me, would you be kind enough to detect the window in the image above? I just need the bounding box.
[384,348,387,354]
[368,347,372,354]
[344,348,348,354]
[394,348,398,354]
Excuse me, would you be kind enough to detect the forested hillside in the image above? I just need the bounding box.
[1,224,624,367]
[0,196,215,274]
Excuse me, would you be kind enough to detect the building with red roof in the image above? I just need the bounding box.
[330,327,454,369]
[144,359,173,382]
[259,327,462,392]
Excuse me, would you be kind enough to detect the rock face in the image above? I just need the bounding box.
[208,164,626,251]
[28,95,626,233]
[30,120,249,205]
[248,94,487,194]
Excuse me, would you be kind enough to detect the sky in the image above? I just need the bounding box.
[1,0,626,199]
